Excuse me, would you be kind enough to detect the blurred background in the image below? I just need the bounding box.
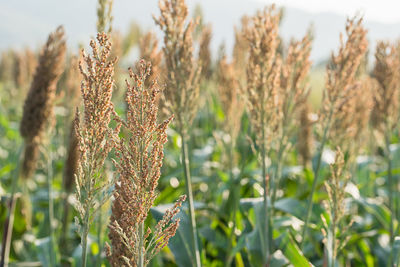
[2,0,400,63]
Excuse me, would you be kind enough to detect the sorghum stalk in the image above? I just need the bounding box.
[385,132,394,260]
[301,109,332,247]
[181,132,201,266]
[261,128,270,262]
[0,148,22,267]
[45,149,57,266]
[224,141,236,267]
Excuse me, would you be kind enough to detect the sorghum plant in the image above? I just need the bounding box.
[370,41,400,260]
[215,54,244,267]
[74,32,119,267]
[106,59,185,267]
[271,32,312,205]
[244,5,281,263]
[302,16,368,246]
[154,0,202,265]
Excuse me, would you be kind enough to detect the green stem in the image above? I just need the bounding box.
[47,152,56,267]
[81,212,90,267]
[138,77,146,267]
[385,133,394,266]
[261,138,270,265]
[225,142,238,267]
[60,195,71,251]
[0,179,19,267]
[301,109,333,248]
[138,222,144,267]
[328,200,337,267]
[224,207,237,267]
[0,146,23,267]
[271,144,286,206]
[96,209,103,266]
[180,132,201,267]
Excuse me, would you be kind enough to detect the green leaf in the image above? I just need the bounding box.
[392,236,400,266]
[353,197,391,230]
[274,198,306,219]
[35,237,51,267]
[276,231,313,267]
[245,201,265,266]
[72,244,82,267]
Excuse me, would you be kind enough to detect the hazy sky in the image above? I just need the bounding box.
[259,0,400,23]
[1,0,400,62]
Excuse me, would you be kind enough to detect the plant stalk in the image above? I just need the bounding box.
[180,132,201,267]
[261,134,270,265]
[96,208,103,266]
[60,195,71,250]
[225,142,238,267]
[0,147,23,267]
[385,133,394,266]
[47,152,56,267]
[81,212,90,267]
[0,190,18,267]
[139,222,144,267]
[271,144,286,206]
[301,109,333,248]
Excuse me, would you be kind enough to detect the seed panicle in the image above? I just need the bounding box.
[107,60,185,267]
[20,26,66,179]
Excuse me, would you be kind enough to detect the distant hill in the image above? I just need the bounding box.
[1,0,400,63]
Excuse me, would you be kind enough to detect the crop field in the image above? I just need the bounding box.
[1,0,400,266]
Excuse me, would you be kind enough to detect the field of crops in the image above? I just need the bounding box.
[1,0,400,266]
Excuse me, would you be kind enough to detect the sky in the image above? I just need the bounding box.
[259,0,400,23]
[1,0,400,62]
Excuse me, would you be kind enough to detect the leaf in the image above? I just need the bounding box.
[274,198,307,219]
[35,237,51,267]
[392,236,400,266]
[72,244,82,267]
[276,231,314,267]
[245,201,265,267]
[240,197,307,221]
[353,197,391,230]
